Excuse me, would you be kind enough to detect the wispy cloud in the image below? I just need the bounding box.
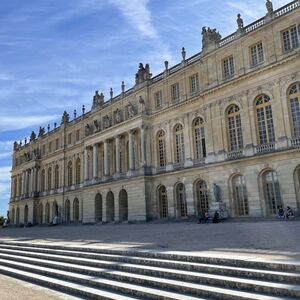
[110,0,158,38]
[0,141,13,159]
[0,115,59,133]
[0,166,11,212]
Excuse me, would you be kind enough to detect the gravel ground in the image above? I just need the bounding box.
[0,274,80,300]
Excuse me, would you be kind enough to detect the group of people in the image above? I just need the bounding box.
[198,211,220,224]
[277,205,294,220]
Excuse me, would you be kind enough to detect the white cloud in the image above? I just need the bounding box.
[0,141,13,159]
[110,0,158,38]
[0,115,59,133]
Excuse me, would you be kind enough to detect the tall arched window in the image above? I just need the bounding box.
[41,169,45,192]
[288,83,300,139]
[19,177,22,196]
[157,130,166,167]
[73,198,79,222]
[158,185,168,218]
[174,124,185,164]
[67,161,73,186]
[54,165,59,189]
[255,94,275,144]
[14,178,17,197]
[195,180,209,215]
[176,183,187,217]
[47,167,52,190]
[233,175,249,216]
[75,158,81,185]
[263,171,282,215]
[193,118,206,160]
[227,105,243,151]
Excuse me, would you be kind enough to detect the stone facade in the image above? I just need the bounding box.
[8,1,300,225]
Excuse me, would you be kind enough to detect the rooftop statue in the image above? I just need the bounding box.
[135,63,152,85]
[13,141,19,151]
[202,27,222,53]
[61,111,69,124]
[237,14,244,30]
[38,126,45,137]
[92,91,104,109]
[266,0,274,15]
[30,131,36,141]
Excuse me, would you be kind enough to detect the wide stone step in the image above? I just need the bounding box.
[1,244,299,284]
[0,251,299,299]
[0,258,291,300]
[0,265,140,300]
[1,241,299,272]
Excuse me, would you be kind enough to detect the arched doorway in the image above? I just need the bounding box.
[65,199,70,222]
[119,189,128,222]
[195,180,209,216]
[52,201,58,219]
[38,203,43,224]
[73,198,79,222]
[158,185,168,219]
[263,170,282,215]
[16,207,20,225]
[106,191,114,222]
[24,205,28,224]
[45,203,50,223]
[175,183,187,218]
[95,193,102,222]
[11,208,15,225]
[232,175,249,216]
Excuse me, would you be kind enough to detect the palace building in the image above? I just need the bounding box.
[8,1,300,225]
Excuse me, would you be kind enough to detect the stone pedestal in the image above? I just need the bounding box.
[209,201,228,219]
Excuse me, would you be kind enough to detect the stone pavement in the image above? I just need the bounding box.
[0,274,81,300]
[1,220,300,263]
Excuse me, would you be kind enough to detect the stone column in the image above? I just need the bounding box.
[22,171,26,195]
[84,148,89,181]
[165,121,174,171]
[140,126,146,167]
[92,144,98,179]
[31,167,35,194]
[166,186,175,218]
[185,183,195,216]
[104,140,109,176]
[183,114,193,166]
[24,170,28,195]
[115,136,120,174]
[128,130,134,171]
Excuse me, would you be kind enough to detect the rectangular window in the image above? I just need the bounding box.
[154,90,163,109]
[282,26,299,52]
[48,142,52,153]
[171,83,180,102]
[42,145,46,155]
[68,133,72,145]
[55,138,59,150]
[250,42,264,66]
[76,129,80,142]
[190,73,199,93]
[223,56,234,78]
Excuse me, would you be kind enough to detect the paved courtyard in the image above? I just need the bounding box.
[1,220,300,299]
[1,220,300,262]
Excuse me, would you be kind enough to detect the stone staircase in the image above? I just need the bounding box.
[0,241,299,299]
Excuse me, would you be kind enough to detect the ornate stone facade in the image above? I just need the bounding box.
[8,1,300,225]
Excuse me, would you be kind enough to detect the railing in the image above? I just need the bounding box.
[256,143,275,153]
[244,17,265,34]
[274,0,299,17]
[226,149,243,159]
[290,138,300,148]
[219,33,236,47]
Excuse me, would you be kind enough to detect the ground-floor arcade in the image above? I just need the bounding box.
[9,150,300,225]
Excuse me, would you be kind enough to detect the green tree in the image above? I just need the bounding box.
[0,216,5,226]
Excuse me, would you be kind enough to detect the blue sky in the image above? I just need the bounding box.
[0,0,290,216]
